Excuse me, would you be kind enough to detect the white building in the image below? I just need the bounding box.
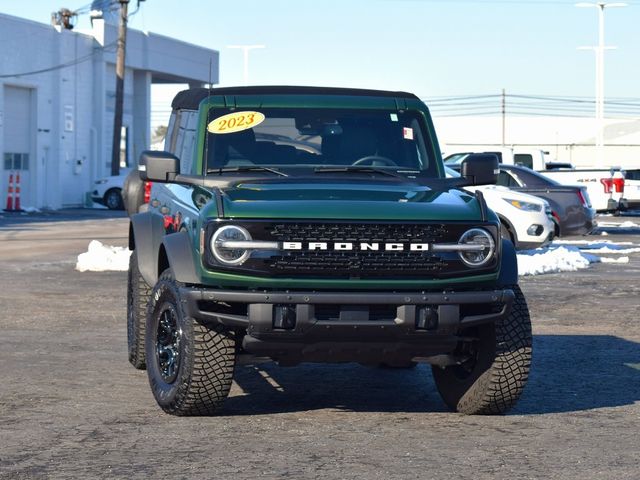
[0,12,219,210]
[435,115,640,169]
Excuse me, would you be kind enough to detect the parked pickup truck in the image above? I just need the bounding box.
[126,86,532,416]
[622,169,640,210]
[443,147,625,212]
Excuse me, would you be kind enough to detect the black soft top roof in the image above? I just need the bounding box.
[171,86,419,110]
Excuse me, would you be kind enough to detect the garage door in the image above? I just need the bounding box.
[3,85,34,209]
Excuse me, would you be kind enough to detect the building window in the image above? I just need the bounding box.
[4,153,29,170]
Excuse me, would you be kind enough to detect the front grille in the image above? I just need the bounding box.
[268,251,447,274]
[204,220,499,279]
[265,222,450,277]
[269,223,450,243]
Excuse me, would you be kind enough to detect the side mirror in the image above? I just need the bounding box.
[139,151,180,183]
[461,153,499,185]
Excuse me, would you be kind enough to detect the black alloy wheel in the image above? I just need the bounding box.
[155,305,182,383]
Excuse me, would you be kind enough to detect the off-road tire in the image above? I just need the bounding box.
[145,269,236,415]
[127,250,151,369]
[432,285,532,415]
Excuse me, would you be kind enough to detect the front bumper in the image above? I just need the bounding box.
[91,191,105,205]
[516,230,554,250]
[181,287,515,364]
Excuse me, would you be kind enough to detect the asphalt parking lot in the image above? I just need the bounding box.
[1,210,639,479]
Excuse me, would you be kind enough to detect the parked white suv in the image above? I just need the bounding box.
[90,169,131,210]
[446,167,554,249]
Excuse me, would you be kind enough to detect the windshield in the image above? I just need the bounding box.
[204,107,437,176]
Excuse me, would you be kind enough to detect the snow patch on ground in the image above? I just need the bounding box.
[517,239,639,276]
[517,246,591,276]
[581,246,640,254]
[76,240,131,272]
[21,206,41,213]
[551,239,640,254]
[597,220,639,228]
[600,256,630,264]
[554,240,633,246]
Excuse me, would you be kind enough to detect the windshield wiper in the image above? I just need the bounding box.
[207,166,288,177]
[314,166,402,178]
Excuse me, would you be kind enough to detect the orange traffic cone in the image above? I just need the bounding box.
[5,172,14,211]
[14,172,21,211]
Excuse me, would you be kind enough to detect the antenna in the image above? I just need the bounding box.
[203,57,213,180]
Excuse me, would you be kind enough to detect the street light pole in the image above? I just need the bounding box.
[576,2,626,164]
[226,45,265,85]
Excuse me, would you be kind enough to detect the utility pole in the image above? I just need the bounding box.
[110,0,129,176]
[501,88,506,147]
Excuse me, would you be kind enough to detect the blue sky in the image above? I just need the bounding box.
[3,0,639,99]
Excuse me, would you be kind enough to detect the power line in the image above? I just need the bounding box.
[0,42,117,78]
[423,92,640,118]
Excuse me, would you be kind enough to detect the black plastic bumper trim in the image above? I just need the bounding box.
[181,287,515,330]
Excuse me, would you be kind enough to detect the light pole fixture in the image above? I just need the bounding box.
[226,45,266,85]
[575,2,627,164]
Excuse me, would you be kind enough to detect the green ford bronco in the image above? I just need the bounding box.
[127,86,532,416]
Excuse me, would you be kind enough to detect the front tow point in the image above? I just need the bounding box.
[416,307,439,330]
[273,304,297,330]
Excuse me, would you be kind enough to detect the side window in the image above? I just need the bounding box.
[179,111,197,174]
[497,171,520,187]
[164,110,198,174]
[180,132,195,174]
[165,112,177,153]
[496,171,511,187]
[514,154,533,169]
[174,128,185,164]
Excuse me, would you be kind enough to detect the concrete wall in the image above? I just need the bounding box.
[0,13,219,209]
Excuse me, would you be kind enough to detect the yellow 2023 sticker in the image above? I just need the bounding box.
[207,111,265,134]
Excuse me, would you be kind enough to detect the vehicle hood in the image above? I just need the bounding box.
[218,180,483,221]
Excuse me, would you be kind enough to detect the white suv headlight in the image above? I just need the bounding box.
[503,198,542,212]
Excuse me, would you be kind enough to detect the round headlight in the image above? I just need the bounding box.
[458,228,495,267]
[211,225,252,265]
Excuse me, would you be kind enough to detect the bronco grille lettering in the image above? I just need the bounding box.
[282,242,431,252]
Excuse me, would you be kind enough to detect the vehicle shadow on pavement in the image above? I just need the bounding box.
[514,334,640,415]
[224,334,640,416]
[225,362,447,415]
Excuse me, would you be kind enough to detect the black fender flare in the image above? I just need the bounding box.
[162,231,200,285]
[129,212,165,286]
[497,238,518,286]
